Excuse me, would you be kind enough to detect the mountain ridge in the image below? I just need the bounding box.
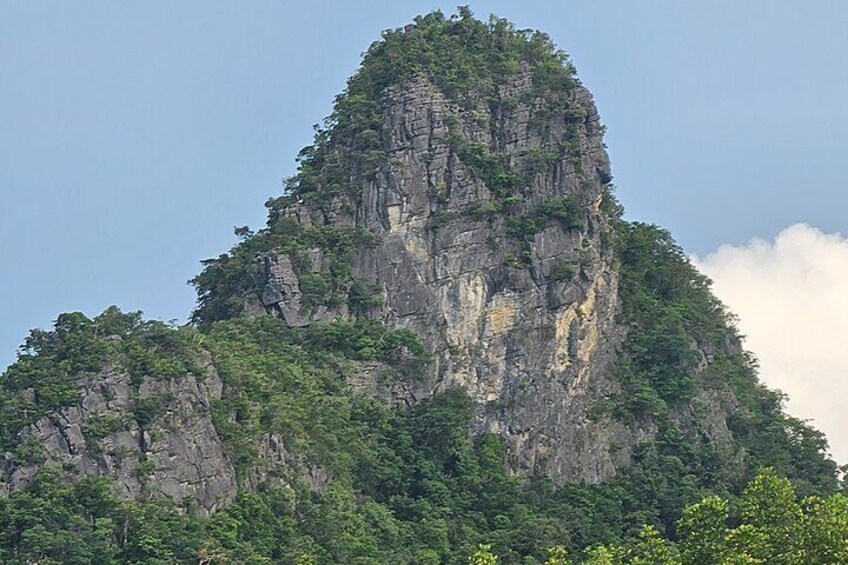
[0,8,840,564]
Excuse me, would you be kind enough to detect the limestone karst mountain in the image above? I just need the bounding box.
[0,9,840,564]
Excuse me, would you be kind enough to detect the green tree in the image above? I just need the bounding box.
[470,543,499,565]
[677,495,729,564]
[630,525,680,565]
[736,469,804,564]
[544,545,572,565]
[799,493,848,563]
[583,545,626,565]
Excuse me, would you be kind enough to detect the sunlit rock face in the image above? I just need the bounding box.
[249,68,643,484]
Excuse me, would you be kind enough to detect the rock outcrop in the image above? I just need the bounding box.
[244,69,638,483]
[0,352,237,515]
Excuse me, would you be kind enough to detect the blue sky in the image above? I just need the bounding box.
[2,0,846,372]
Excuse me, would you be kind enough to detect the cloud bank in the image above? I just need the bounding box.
[693,224,848,464]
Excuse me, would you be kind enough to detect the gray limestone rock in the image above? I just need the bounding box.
[1,352,237,515]
[252,72,638,484]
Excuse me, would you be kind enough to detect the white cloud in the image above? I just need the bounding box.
[693,224,848,464]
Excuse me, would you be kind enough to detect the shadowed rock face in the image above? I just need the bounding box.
[0,353,237,516]
[250,71,643,484]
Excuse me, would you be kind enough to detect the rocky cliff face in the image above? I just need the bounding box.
[0,351,237,515]
[236,67,643,484]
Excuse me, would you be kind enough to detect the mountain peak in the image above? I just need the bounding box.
[0,9,840,563]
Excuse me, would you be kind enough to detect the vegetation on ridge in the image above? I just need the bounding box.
[191,7,586,326]
[615,221,839,496]
[0,307,202,457]
[0,7,844,565]
[278,6,579,206]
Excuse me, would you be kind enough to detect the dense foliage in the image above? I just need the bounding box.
[190,221,381,325]
[457,469,848,564]
[615,222,839,496]
[1,303,843,563]
[1,454,845,563]
[0,307,202,457]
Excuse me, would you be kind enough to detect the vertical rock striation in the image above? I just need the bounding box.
[0,353,237,515]
[242,67,636,483]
